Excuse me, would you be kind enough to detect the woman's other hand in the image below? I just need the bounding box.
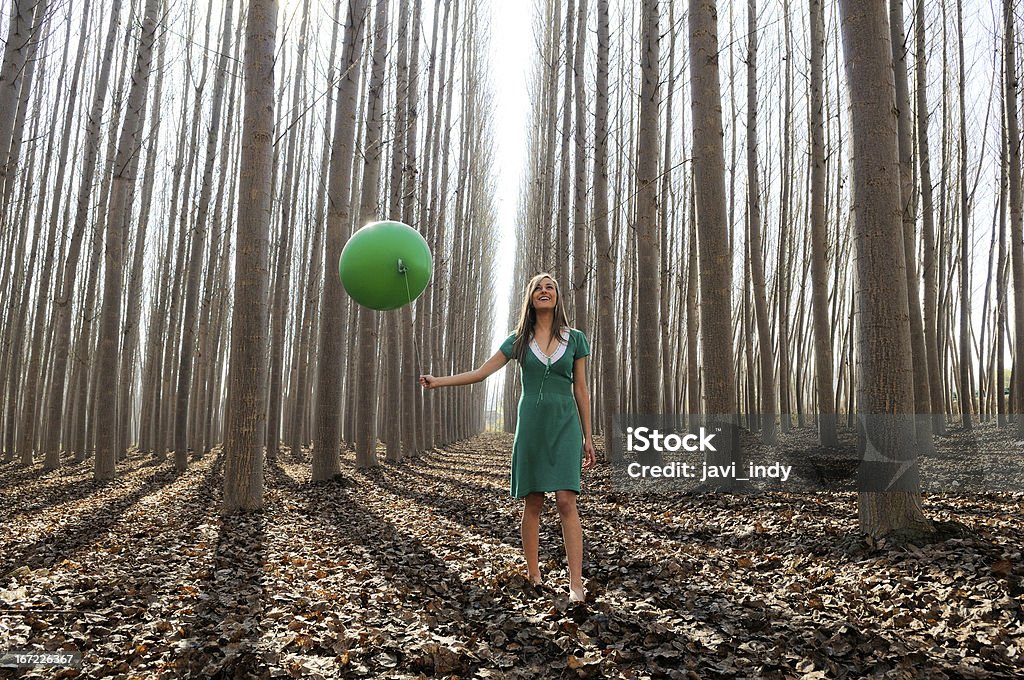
[419,374,439,389]
[582,439,596,470]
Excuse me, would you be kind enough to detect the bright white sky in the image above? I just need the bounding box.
[486,0,532,351]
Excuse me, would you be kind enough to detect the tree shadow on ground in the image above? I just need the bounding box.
[175,510,268,679]
[0,462,169,521]
[287,475,573,676]
[290,465,823,677]
[361,463,523,549]
[415,448,510,475]
[0,458,218,577]
[0,459,65,491]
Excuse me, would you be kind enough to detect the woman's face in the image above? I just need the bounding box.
[531,277,557,311]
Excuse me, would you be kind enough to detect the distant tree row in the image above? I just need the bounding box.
[0,0,499,510]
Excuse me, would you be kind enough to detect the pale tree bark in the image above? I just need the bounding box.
[554,0,575,284]
[84,39,134,459]
[659,0,676,416]
[175,0,235,469]
[777,0,794,433]
[996,90,1007,427]
[0,0,46,200]
[4,0,76,464]
[34,0,123,467]
[400,0,423,457]
[1005,0,1024,438]
[311,0,369,481]
[223,0,278,513]
[425,0,459,448]
[1,92,47,463]
[745,0,776,444]
[956,0,973,429]
[811,0,835,446]
[159,8,210,459]
[382,0,410,463]
[809,0,837,446]
[194,14,243,458]
[266,0,309,460]
[571,0,588,334]
[414,0,444,446]
[686,184,700,425]
[890,0,934,453]
[592,0,618,441]
[540,0,558,270]
[0,0,48,225]
[636,0,662,415]
[838,0,931,538]
[143,58,196,460]
[353,0,389,468]
[117,17,168,460]
[916,0,945,435]
[94,0,163,479]
[689,0,738,477]
[289,0,342,460]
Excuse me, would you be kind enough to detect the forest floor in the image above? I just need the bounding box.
[0,428,1022,679]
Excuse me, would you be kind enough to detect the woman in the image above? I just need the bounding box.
[419,272,596,603]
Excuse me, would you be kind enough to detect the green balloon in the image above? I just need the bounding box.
[339,220,432,310]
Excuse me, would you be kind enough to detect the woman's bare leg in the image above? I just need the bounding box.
[555,490,584,592]
[522,492,544,581]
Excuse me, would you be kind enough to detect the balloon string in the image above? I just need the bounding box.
[400,263,424,375]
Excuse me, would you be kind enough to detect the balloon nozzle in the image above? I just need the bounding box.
[397,258,408,274]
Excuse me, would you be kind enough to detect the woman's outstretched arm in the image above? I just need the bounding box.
[419,349,509,389]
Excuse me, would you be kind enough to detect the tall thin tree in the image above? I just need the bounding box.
[636,0,662,415]
[809,0,837,446]
[223,0,279,512]
[311,0,369,481]
[837,0,931,537]
[94,0,163,479]
[689,0,739,478]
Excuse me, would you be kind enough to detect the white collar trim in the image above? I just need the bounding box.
[530,328,572,364]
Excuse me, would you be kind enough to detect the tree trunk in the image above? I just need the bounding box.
[175,0,235,469]
[777,0,794,433]
[223,0,278,513]
[0,0,44,198]
[916,0,945,435]
[956,0,973,429]
[890,0,934,452]
[592,0,618,442]
[311,0,369,481]
[837,0,931,538]
[353,0,390,468]
[1005,0,1024,438]
[94,0,162,480]
[688,0,738,480]
[572,0,589,334]
[636,0,662,415]
[35,0,122,467]
[266,0,309,461]
[808,0,837,446]
[745,0,777,444]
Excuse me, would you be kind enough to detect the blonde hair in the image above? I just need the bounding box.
[509,272,570,362]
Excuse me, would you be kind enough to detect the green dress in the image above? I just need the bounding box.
[499,327,591,498]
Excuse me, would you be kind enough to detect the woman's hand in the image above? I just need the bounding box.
[582,438,596,470]
[419,374,440,389]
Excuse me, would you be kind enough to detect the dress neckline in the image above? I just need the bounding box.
[530,329,570,364]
